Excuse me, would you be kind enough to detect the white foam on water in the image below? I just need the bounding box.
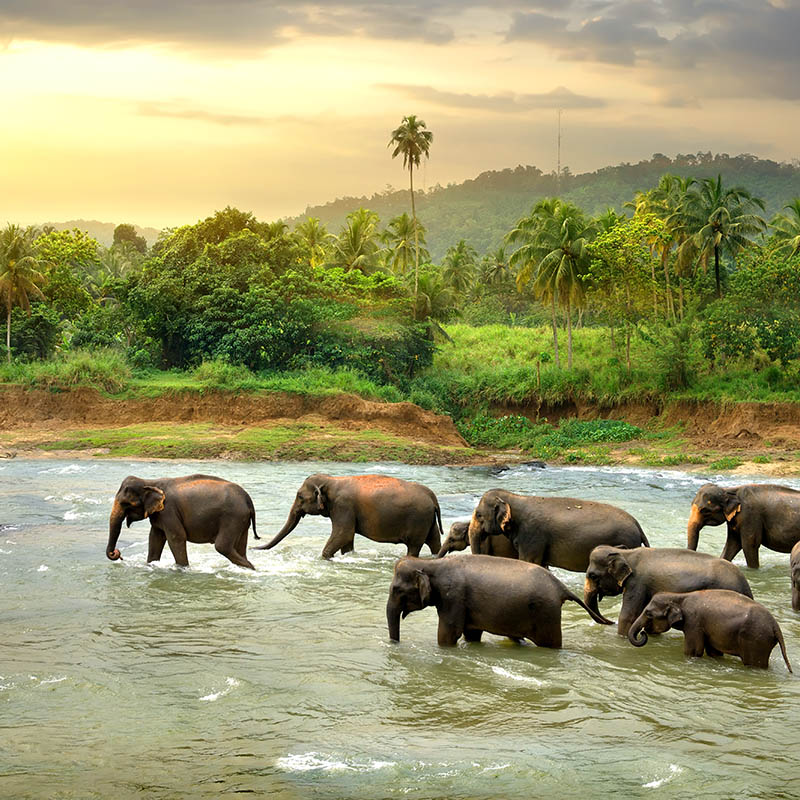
[5,540,18,545]
[38,676,67,686]
[199,677,239,702]
[277,752,396,773]
[490,665,544,686]
[642,764,683,788]
[37,564,48,572]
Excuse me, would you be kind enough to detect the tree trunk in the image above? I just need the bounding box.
[5,306,10,364]
[410,164,419,300]
[566,295,573,370]
[714,244,722,298]
[678,279,685,320]
[662,250,674,319]
[550,294,560,368]
[651,260,658,319]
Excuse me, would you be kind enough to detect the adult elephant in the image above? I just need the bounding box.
[468,489,648,571]
[436,520,518,559]
[255,474,443,559]
[107,474,259,569]
[387,554,611,646]
[584,545,753,637]
[687,483,800,568]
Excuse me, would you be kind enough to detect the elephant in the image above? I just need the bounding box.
[628,590,792,672]
[584,545,753,637]
[255,473,443,559]
[790,541,800,611]
[436,520,518,559]
[468,489,649,571]
[387,554,611,647]
[687,482,800,568]
[107,474,259,569]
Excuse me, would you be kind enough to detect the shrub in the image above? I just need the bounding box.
[0,350,131,393]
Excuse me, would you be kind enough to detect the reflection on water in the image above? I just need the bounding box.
[1,458,800,798]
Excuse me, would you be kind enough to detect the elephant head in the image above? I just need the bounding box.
[107,477,166,561]
[687,483,741,550]
[436,521,470,558]
[469,490,512,549]
[257,474,331,551]
[628,593,684,647]
[386,558,433,641]
[583,545,630,625]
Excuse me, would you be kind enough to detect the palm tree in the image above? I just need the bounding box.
[294,217,332,268]
[769,198,800,257]
[441,240,477,295]
[0,224,46,362]
[672,175,766,297]
[507,198,594,369]
[329,208,381,273]
[382,213,428,276]
[388,115,433,299]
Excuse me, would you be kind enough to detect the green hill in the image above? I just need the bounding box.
[293,152,800,262]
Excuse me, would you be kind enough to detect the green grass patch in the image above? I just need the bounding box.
[0,349,131,393]
[708,456,744,471]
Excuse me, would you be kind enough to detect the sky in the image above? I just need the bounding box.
[2,0,799,229]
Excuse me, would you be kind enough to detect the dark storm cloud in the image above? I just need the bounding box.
[381,83,605,111]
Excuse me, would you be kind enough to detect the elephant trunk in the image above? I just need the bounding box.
[253,502,303,550]
[627,612,649,647]
[387,598,402,641]
[435,542,450,558]
[687,503,704,551]
[583,577,613,625]
[107,500,124,561]
[467,515,483,554]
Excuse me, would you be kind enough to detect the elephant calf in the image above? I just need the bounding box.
[387,554,611,648]
[436,520,518,559]
[107,474,258,569]
[628,590,792,672]
[584,545,753,637]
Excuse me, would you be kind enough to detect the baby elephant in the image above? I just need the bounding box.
[791,540,800,611]
[436,520,518,559]
[387,554,611,647]
[628,590,792,672]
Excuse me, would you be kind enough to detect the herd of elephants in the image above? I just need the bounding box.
[105,472,800,672]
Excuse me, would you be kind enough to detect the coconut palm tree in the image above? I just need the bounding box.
[294,217,332,268]
[769,198,800,257]
[329,208,381,273]
[388,115,433,298]
[441,240,478,295]
[382,213,428,276]
[0,224,46,362]
[672,175,766,298]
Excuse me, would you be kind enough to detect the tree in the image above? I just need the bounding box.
[113,223,148,254]
[382,213,428,276]
[294,217,331,268]
[388,115,433,299]
[0,224,46,362]
[507,198,594,369]
[441,240,478,295]
[329,208,382,273]
[769,198,800,258]
[672,175,766,298]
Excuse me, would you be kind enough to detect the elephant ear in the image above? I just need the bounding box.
[314,484,328,513]
[666,603,683,628]
[608,552,633,587]
[494,500,512,533]
[415,570,432,606]
[142,486,165,518]
[723,492,741,522]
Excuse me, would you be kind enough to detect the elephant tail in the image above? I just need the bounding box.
[776,624,793,673]
[635,519,649,547]
[247,494,260,540]
[435,504,444,540]
[563,589,614,626]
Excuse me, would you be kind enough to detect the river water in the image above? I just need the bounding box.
[1,458,799,799]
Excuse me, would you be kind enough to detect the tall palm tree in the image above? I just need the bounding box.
[329,208,381,273]
[294,217,332,268]
[388,115,433,299]
[507,198,594,369]
[0,224,46,362]
[769,198,800,257]
[672,175,766,298]
[382,213,428,276]
[441,240,477,295]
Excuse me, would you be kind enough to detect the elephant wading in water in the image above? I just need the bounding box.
[790,541,800,611]
[107,475,259,569]
[387,554,611,647]
[628,590,792,672]
[468,489,648,571]
[436,520,518,559]
[255,474,443,559]
[687,483,800,568]
[584,545,753,637]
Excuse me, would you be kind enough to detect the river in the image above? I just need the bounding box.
[1,459,799,799]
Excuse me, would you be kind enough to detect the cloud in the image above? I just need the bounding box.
[136,102,272,127]
[381,83,605,111]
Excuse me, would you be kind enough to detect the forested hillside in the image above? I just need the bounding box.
[296,153,800,261]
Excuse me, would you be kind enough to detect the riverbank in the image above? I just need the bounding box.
[2,385,800,473]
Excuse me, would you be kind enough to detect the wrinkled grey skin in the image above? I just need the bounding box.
[468,489,648,572]
[107,474,258,569]
[584,545,754,637]
[688,482,800,568]
[791,541,800,612]
[254,473,442,559]
[387,554,611,647]
[628,590,792,672]
[436,520,518,559]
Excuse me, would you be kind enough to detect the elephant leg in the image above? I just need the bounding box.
[683,629,706,658]
[741,541,760,569]
[165,530,190,568]
[617,588,648,638]
[340,540,355,554]
[704,640,724,658]
[463,628,483,643]
[147,527,166,563]
[425,521,441,556]
[518,542,546,566]
[406,542,423,557]
[214,522,255,570]
[738,631,770,668]
[530,607,562,648]
[321,527,355,559]
[437,615,463,646]
[721,535,742,563]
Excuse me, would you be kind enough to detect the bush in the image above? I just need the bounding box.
[5,304,60,361]
[0,350,131,393]
[192,359,258,390]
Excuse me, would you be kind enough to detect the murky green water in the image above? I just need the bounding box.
[2,459,799,798]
